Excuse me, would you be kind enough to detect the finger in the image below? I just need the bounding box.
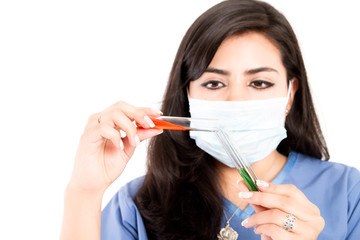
[138,107,163,117]
[110,110,140,147]
[113,102,160,128]
[238,191,309,221]
[256,180,320,216]
[250,203,267,213]
[256,180,307,201]
[236,180,267,213]
[137,128,163,141]
[260,234,272,240]
[84,113,103,130]
[254,223,296,240]
[242,209,304,234]
[101,103,160,145]
[98,123,123,150]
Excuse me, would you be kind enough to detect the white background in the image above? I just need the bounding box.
[0,0,359,239]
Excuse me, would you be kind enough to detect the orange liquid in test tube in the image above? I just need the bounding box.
[136,117,189,131]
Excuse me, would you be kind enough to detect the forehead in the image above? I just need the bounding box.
[210,32,284,73]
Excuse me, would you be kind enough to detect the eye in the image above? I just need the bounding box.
[201,80,226,90]
[249,80,274,89]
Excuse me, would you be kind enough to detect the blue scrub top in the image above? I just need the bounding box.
[101,152,360,239]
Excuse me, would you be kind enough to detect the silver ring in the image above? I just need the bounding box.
[283,214,297,231]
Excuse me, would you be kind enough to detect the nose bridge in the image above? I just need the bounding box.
[226,75,249,101]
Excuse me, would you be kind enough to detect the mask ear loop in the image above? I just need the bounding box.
[285,80,292,115]
[187,86,194,102]
[287,80,292,99]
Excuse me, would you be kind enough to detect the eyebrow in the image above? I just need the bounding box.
[204,67,279,76]
[245,67,279,75]
[204,67,230,75]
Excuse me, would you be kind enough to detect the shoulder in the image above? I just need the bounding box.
[288,152,360,239]
[290,152,360,189]
[115,176,145,217]
[102,175,145,216]
[287,152,360,202]
[101,176,147,239]
[118,176,145,202]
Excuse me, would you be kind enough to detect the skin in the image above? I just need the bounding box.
[189,32,324,239]
[188,32,293,209]
[60,32,324,240]
[60,104,163,240]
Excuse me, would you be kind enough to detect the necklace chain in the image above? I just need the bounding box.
[223,207,240,224]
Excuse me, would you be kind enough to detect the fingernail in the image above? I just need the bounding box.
[134,135,140,146]
[144,115,155,128]
[156,130,163,135]
[119,140,124,150]
[256,180,269,188]
[241,218,249,227]
[158,110,163,115]
[236,179,241,185]
[238,192,253,198]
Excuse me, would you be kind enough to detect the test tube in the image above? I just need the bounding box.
[138,116,219,131]
[215,128,259,191]
[138,116,259,191]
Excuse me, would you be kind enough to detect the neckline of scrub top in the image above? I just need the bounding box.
[222,152,298,220]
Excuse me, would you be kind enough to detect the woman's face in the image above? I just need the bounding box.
[189,32,290,101]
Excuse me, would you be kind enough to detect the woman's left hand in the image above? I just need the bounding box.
[239,180,325,240]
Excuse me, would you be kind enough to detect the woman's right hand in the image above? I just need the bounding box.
[67,101,163,194]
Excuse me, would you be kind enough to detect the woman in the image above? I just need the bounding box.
[61,0,360,239]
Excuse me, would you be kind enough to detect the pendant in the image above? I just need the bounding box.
[217,223,239,240]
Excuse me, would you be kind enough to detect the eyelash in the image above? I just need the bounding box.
[200,80,274,90]
[201,80,226,90]
[249,80,274,89]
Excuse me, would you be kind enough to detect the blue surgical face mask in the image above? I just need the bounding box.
[189,84,291,167]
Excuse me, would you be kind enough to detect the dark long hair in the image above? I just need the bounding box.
[135,0,329,239]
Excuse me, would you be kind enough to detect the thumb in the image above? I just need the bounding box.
[137,128,163,141]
